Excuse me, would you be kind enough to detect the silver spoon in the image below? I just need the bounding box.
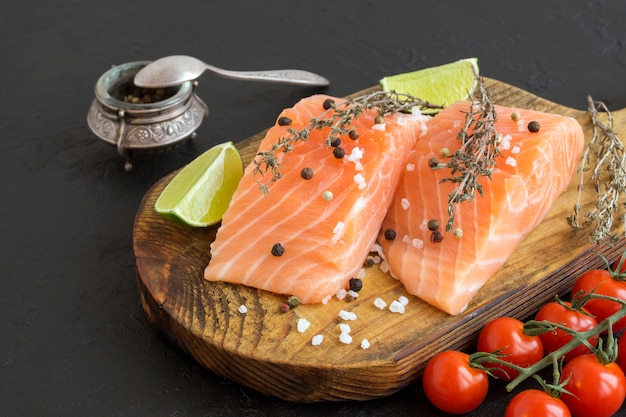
[134,55,330,88]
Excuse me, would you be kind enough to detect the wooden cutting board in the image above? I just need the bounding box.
[133,77,626,403]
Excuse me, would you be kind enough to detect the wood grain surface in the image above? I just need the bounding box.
[133,78,626,402]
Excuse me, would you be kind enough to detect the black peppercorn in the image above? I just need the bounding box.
[428,157,440,168]
[323,98,335,110]
[374,115,385,125]
[348,129,359,140]
[300,167,314,180]
[271,243,285,257]
[430,231,443,243]
[330,137,341,147]
[277,116,292,126]
[349,277,363,292]
[333,146,345,159]
[427,219,440,231]
[528,121,540,132]
[384,228,396,240]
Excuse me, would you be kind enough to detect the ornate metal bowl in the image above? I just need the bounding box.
[87,61,209,171]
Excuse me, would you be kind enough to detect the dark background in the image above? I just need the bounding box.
[2,1,626,415]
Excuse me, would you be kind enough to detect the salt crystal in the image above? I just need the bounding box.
[336,288,347,300]
[374,297,387,310]
[401,198,410,210]
[238,304,248,314]
[354,162,363,171]
[402,234,411,244]
[332,221,345,242]
[347,147,364,162]
[339,333,353,344]
[372,255,382,264]
[361,339,371,349]
[370,243,383,253]
[453,119,461,128]
[339,310,357,321]
[354,173,366,190]
[372,123,386,131]
[339,323,351,334]
[411,238,424,249]
[311,334,324,346]
[321,294,332,305]
[505,156,517,167]
[398,295,409,306]
[379,260,390,274]
[411,106,422,116]
[346,290,360,299]
[511,145,521,154]
[297,318,311,333]
[406,163,415,171]
[389,300,406,314]
[356,268,366,279]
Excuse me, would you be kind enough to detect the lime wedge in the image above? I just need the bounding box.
[155,141,244,227]
[380,58,479,111]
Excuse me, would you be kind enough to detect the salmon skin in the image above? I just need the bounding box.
[378,101,585,315]
[204,94,430,303]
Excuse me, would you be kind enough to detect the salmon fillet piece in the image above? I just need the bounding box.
[378,101,584,315]
[205,94,430,303]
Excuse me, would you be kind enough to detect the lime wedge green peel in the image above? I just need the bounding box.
[155,141,244,227]
[380,58,479,112]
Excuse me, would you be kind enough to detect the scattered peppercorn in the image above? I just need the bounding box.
[364,255,375,267]
[349,129,359,140]
[511,111,521,121]
[300,167,314,180]
[439,147,450,158]
[271,243,285,257]
[430,231,444,243]
[349,277,363,292]
[323,98,335,110]
[286,295,300,308]
[279,303,290,313]
[453,228,463,238]
[384,228,396,240]
[528,121,541,132]
[277,116,292,126]
[330,137,341,147]
[322,190,334,201]
[374,115,385,125]
[333,146,345,159]
[427,219,440,231]
[428,157,440,168]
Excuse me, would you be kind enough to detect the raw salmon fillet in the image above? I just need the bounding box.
[205,94,430,303]
[378,101,584,315]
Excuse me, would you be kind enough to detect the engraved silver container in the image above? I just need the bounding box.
[87,61,209,171]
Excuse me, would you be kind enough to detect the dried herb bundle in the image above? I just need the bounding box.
[568,96,626,244]
[438,77,501,232]
[252,91,442,194]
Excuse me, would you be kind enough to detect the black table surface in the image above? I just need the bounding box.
[3,1,626,415]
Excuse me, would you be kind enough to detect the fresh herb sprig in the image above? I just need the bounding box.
[252,91,443,194]
[437,77,501,232]
[568,96,626,244]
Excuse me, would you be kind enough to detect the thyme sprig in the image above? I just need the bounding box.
[568,96,626,244]
[252,91,443,194]
[438,77,501,232]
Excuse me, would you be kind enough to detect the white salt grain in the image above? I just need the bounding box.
[346,290,360,299]
[406,163,415,171]
[374,297,387,310]
[332,221,345,242]
[398,295,409,306]
[505,156,517,167]
[511,145,521,154]
[297,318,311,333]
[311,334,324,346]
[339,333,353,344]
[356,268,366,279]
[321,295,332,305]
[339,310,357,321]
[411,238,424,249]
[389,300,406,314]
[372,123,386,131]
[354,173,367,190]
[336,288,347,300]
[361,339,371,349]
[379,260,390,274]
[238,304,248,314]
[401,198,410,210]
[339,323,351,334]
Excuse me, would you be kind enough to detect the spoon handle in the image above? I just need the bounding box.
[203,64,330,87]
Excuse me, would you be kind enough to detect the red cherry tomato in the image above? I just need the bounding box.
[618,332,626,374]
[505,389,571,417]
[561,354,626,417]
[422,350,489,414]
[476,317,544,381]
[572,269,626,333]
[534,301,598,362]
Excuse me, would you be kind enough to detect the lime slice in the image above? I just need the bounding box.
[155,141,244,227]
[380,58,479,111]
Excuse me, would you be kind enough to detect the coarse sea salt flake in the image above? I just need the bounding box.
[379,260,390,274]
[311,334,324,346]
[297,318,311,333]
[339,323,351,334]
[374,297,387,310]
[339,333,353,344]
[332,221,345,242]
[402,234,411,244]
[398,295,409,306]
[412,238,424,249]
[321,295,332,305]
[346,290,359,299]
[354,173,367,190]
[336,288,347,300]
[238,304,248,314]
[505,156,517,167]
[339,310,357,321]
[401,198,410,210]
[372,123,386,131]
[357,268,366,279]
[361,339,371,349]
[389,300,406,314]
[406,163,415,171]
[511,145,521,154]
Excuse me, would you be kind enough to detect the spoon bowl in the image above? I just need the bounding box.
[134,55,330,88]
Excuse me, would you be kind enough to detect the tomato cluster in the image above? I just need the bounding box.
[422,260,626,416]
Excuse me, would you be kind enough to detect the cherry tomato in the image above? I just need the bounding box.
[572,269,626,333]
[561,354,626,417]
[476,317,544,381]
[534,301,598,362]
[618,332,626,374]
[422,350,489,414]
[505,389,571,417]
